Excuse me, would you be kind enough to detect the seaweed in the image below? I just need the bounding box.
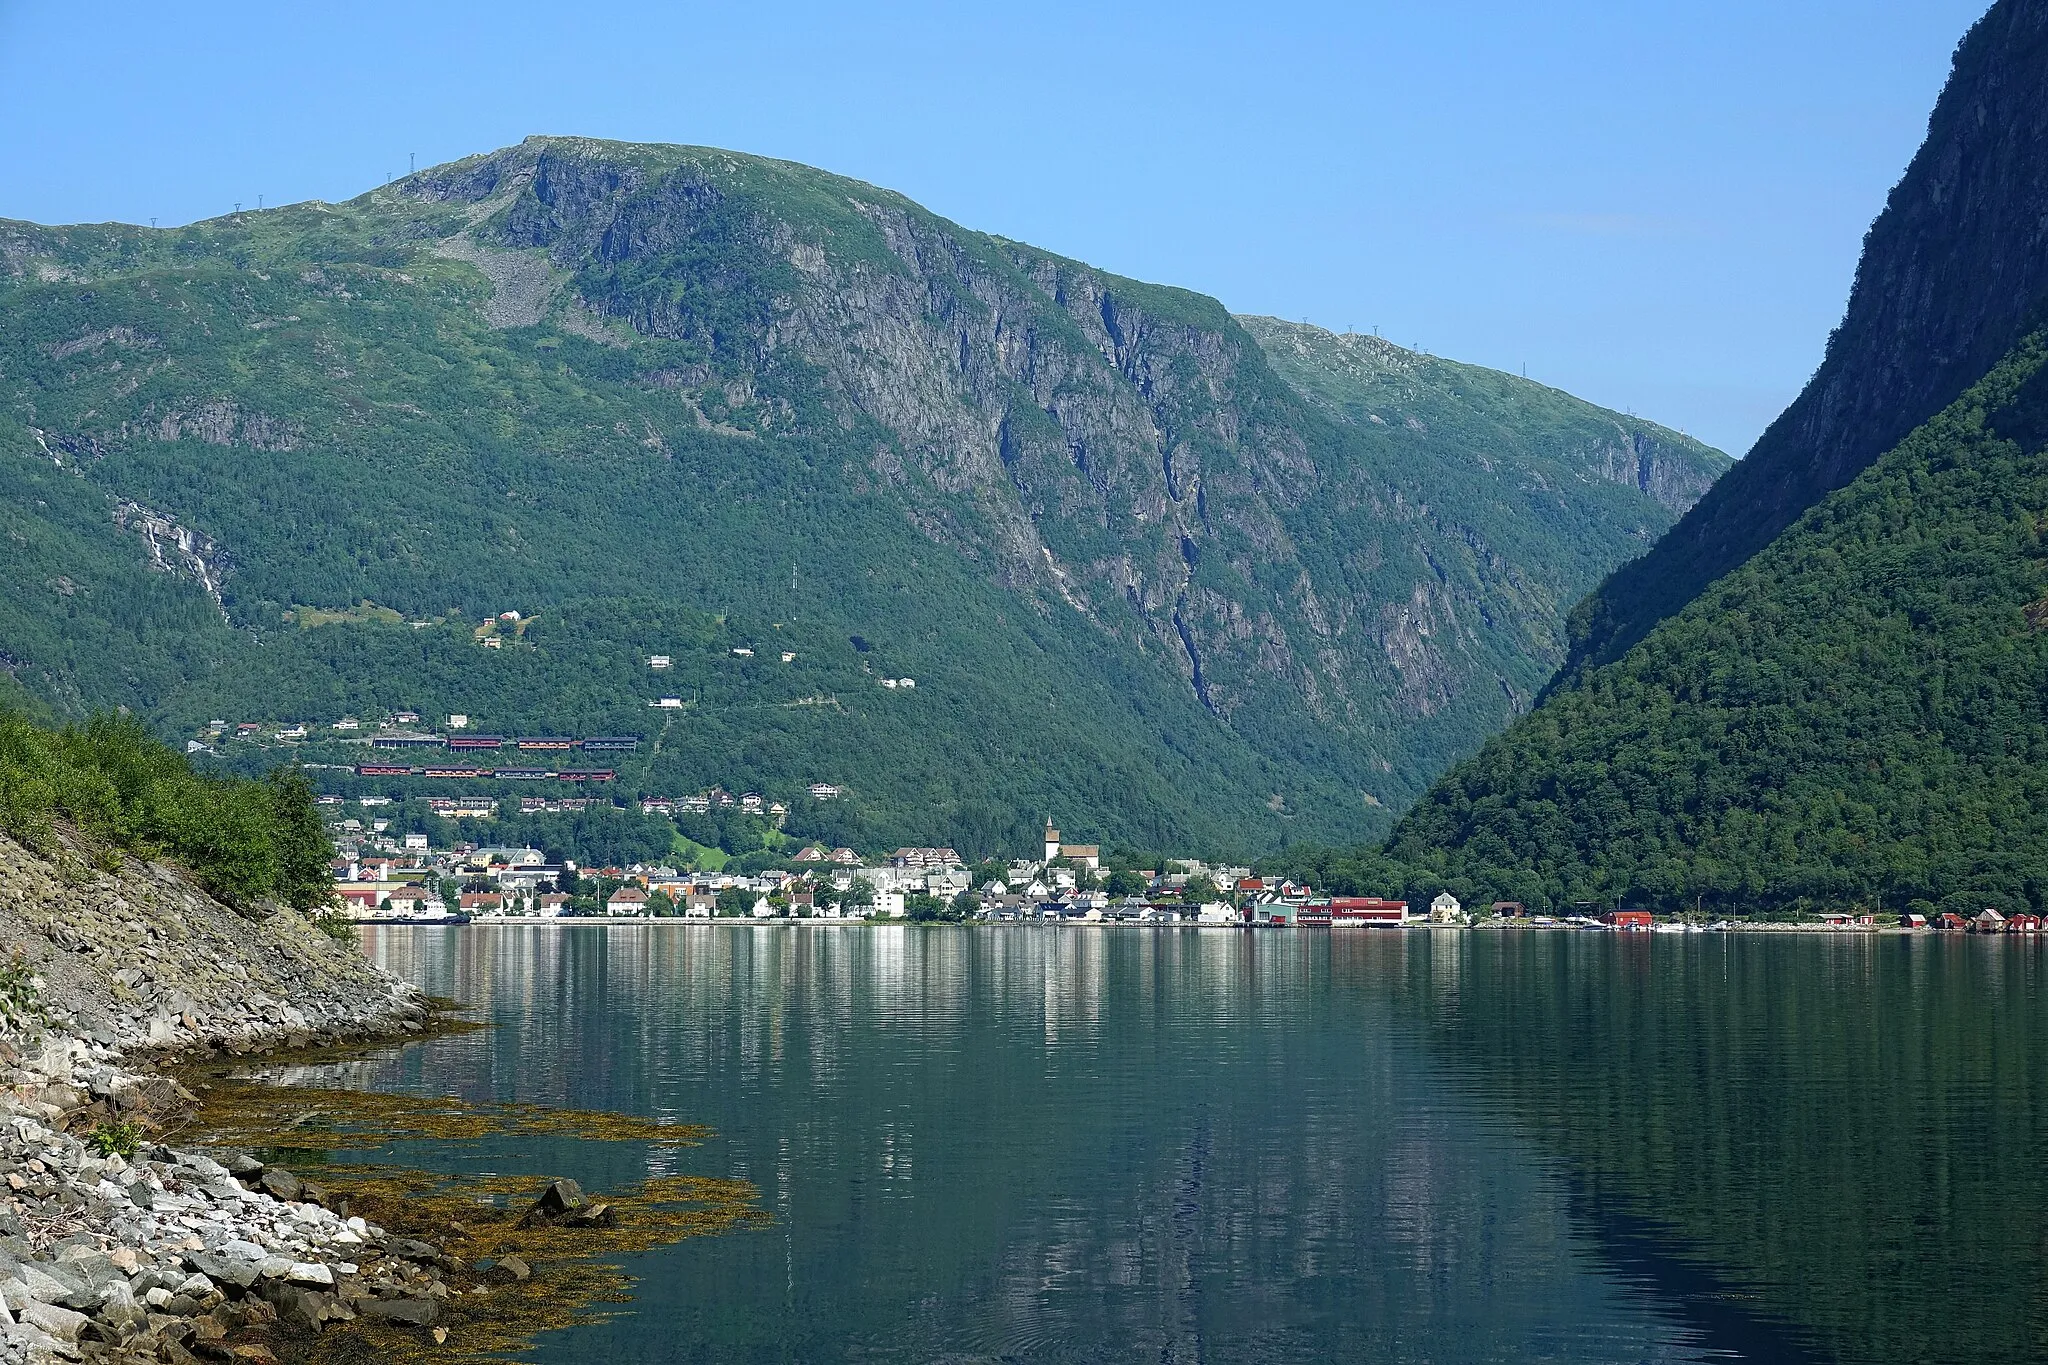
[165,1027,763,1362]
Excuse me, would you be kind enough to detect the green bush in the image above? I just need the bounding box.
[0,708,334,911]
[0,950,44,1038]
[86,1120,141,1160]
[312,909,358,942]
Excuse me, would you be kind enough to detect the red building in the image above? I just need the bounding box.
[1329,898,1410,927]
[1604,910,1654,930]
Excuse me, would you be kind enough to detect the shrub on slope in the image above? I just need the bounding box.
[0,709,332,912]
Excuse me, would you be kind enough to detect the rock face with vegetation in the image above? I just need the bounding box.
[0,825,418,1058]
[1388,339,2048,913]
[0,139,1725,855]
[1562,0,2048,675]
[0,715,437,1361]
[0,708,408,1052]
[1386,0,2048,914]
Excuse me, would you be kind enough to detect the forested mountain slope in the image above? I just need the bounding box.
[1387,338,2048,914]
[0,138,1723,855]
[1379,0,2048,913]
[1561,0,2048,677]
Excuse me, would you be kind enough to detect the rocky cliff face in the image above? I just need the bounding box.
[404,138,1726,800]
[1565,0,2048,673]
[0,137,1727,844]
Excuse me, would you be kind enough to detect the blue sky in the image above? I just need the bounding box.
[0,1,1990,454]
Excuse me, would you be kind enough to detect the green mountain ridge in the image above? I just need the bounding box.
[1388,335,2048,914]
[1560,0,2048,679]
[0,137,1726,857]
[1239,316,1712,521]
[1381,0,2048,914]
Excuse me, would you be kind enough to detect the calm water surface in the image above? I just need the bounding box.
[330,926,2047,1364]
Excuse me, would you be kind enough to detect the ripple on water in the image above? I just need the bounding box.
[345,924,2045,1364]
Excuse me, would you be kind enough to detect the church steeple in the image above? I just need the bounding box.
[1043,817,1060,863]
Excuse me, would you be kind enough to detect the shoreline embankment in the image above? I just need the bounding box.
[0,826,437,1363]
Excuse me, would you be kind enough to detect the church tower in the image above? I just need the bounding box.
[1043,818,1060,864]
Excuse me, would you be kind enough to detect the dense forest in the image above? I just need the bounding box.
[1372,336,2048,916]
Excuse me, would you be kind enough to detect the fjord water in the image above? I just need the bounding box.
[349,927,2048,1363]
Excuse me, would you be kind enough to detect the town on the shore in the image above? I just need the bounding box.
[194,709,2023,936]
[327,815,2029,936]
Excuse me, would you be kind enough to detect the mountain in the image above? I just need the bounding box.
[1238,318,1716,521]
[0,138,1724,858]
[1388,339,2048,914]
[1387,0,2048,914]
[1559,0,2048,678]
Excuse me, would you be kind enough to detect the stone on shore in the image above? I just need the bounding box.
[522,1178,586,1222]
[484,1253,531,1284]
[360,1295,442,1327]
[0,825,433,1363]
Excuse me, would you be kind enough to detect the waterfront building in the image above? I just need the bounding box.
[1330,898,1411,927]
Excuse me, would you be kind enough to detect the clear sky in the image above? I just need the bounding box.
[0,1,1990,455]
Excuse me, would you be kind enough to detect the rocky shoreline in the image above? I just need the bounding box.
[0,828,445,1361]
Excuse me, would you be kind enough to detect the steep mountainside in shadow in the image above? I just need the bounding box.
[1389,336,2048,914]
[0,138,1722,855]
[1562,0,2048,676]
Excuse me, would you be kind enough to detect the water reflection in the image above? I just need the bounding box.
[343,924,2037,1363]
[1371,930,2048,1365]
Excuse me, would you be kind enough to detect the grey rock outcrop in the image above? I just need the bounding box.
[0,827,422,1063]
[0,825,431,1362]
